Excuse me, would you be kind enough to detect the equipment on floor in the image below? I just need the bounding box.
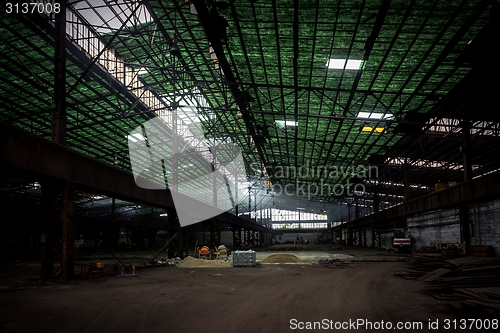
[392,228,413,253]
[214,245,230,261]
[197,246,213,259]
[233,250,256,266]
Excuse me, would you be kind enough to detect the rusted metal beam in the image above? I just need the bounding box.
[332,169,500,230]
[0,122,267,232]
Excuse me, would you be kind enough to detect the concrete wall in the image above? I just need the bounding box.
[406,200,500,256]
[407,208,460,250]
[469,200,500,257]
[332,197,500,255]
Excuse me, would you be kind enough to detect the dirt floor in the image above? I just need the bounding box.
[0,248,492,333]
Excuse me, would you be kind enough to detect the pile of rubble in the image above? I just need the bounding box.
[261,254,308,264]
[158,257,181,266]
[396,252,500,317]
[312,258,349,266]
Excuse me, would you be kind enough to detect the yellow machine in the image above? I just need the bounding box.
[214,245,229,262]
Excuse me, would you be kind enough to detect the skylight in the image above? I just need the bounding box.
[326,59,364,70]
[357,111,391,120]
[275,120,298,128]
[127,133,146,142]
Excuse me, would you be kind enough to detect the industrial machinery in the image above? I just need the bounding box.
[392,229,413,253]
[197,246,212,259]
[214,245,230,261]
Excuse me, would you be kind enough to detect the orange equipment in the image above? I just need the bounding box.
[197,246,212,259]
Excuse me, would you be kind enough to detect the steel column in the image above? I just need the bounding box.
[52,0,66,145]
[459,202,471,250]
[462,120,473,182]
[41,180,75,281]
[232,226,242,250]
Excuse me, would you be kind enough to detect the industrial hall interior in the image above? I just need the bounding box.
[1,0,500,332]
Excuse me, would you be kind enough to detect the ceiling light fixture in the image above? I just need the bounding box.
[326,59,364,70]
[275,120,298,128]
[357,111,391,120]
[362,126,385,133]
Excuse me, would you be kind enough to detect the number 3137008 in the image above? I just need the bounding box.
[6,2,61,14]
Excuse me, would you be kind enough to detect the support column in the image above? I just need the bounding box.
[374,228,381,248]
[244,228,250,247]
[216,220,221,246]
[177,223,184,259]
[347,228,353,247]
[41,180,75,281]
[460,120,472,250]
[212,147,217,208]
[52,0,67,145]
[373,185,380,213]
[166,207,178,258]
[462,120,473,182]
[371,224,376,248]
[404,163,410,202]
[459,203,471,250]
[232,226,241,250]
[355,196,359,219]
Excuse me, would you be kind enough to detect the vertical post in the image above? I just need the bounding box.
[41,180,75,281]
[355,196,359,219]
[52,1,67,145]
[460,120,472,250]
[42,3,76,281]
[212,147,217,208]
[371,223,375,248]
[234,171,239,216]
[216,220,221,246]
[462,120,473,182]
[41,183,55,280]
[404,163,410,202]
[177,223,184,258]
[61,181,75,281]
[459,203,471,249]
[232,226,241,250]
[373,184,379,213]
[172,107,178,192]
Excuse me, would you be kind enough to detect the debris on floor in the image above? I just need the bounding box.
[159,257,182,266]
[312,258,350,266]
[176,256,232,268]
[233,250,257,266]
[395,252,500,317]
[261,254,308,264]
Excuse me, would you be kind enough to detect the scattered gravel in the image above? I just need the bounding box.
[176,256,232,268]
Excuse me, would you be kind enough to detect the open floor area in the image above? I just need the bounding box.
[1,249,498,333]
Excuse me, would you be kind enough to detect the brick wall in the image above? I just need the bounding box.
[469,199,500,256]
[407,208,460,249]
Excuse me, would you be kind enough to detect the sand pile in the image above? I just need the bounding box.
[176,256,232,268]
[261,254,309,264]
